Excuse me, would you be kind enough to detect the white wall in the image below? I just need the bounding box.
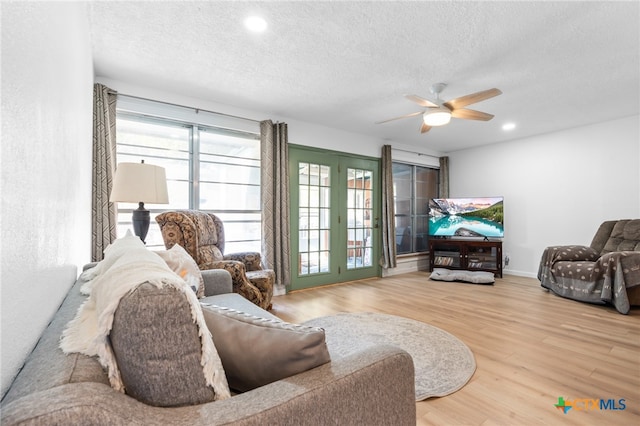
[1,2,94,397]
[449,115,640,278]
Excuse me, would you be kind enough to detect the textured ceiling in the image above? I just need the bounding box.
[88,1,640,153]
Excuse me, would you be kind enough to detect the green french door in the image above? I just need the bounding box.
[289,145,380,290]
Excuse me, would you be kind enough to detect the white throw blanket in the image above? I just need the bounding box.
[60,246,230,399]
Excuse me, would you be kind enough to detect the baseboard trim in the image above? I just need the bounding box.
[383,254,430,277]
[502,270,538,279]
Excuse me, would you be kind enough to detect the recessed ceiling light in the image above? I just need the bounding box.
[502,122,516,131]
[244,16,267,32]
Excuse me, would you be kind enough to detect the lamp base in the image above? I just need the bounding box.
[132,202,150,244]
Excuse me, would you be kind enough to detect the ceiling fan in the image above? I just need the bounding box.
[376,83,502,134]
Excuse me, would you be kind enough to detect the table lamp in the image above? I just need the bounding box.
[109,160,169,243]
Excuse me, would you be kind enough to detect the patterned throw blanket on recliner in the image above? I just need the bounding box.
[538,245,640,314]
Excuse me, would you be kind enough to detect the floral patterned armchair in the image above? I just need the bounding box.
[156,210,274,310]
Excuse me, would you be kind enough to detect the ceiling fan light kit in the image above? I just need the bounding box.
[423,107,451,126]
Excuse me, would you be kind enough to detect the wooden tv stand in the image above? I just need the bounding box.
[429,239,503,278]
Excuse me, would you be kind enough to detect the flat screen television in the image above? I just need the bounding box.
[428,197,504,238]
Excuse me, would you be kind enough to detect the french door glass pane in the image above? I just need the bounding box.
[347,168,373,270]
[298,162,330,275]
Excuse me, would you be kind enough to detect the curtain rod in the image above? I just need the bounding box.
[392,147,442,159]
[117,93,262,124]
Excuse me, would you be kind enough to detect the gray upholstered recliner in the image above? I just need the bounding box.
[538,219,640,314]
[156,210,274,310]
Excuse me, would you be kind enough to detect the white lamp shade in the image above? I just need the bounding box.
[109,162,169,204]
[423,108,452,126]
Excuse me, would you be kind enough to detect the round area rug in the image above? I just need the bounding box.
[303,312,476,401]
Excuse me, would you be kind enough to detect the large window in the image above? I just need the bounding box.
[115,100,261,252]
[393,163,439,254]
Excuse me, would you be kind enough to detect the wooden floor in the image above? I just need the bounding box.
[270,272,640,426]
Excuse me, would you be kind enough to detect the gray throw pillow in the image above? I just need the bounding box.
[201,303,331,392]
[111,283,220,407]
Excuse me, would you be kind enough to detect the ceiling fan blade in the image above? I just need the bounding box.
[451,108,495,121]
[444,88,502,110]
[420,122,432,133]
[405,94,438,108]
[375,111,423,124]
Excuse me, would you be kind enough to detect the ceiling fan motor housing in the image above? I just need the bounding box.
[430,83,447,99]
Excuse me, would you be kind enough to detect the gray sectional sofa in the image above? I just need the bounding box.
[1,267,416,425]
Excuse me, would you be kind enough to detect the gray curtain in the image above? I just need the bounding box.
[91,83,118,261]
[260,120,291,292]
[439,156,449,197]
[380,145,397,268]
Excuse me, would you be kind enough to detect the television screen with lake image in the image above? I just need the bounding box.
[428,197,504,238]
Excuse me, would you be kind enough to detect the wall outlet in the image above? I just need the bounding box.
[505,254,510,266]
